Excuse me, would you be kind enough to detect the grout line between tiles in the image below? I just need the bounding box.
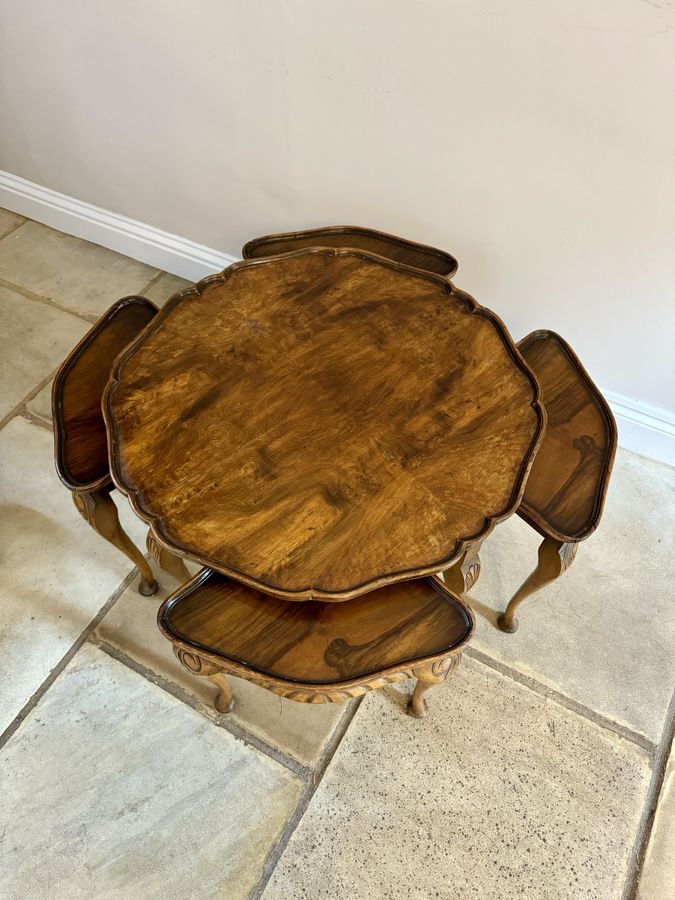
[250,781,318,900]
[0,218,27,242]
[249,696,364,900]
[0,566,139,753]
[91,638,311,780]
[208,715,311,780]
[621,686,675,900]
[0,370,58,432]
[0,274,98,323]
[94,627,365,900]
[314,693,364,779]
[19,408,52,431]
[465,645,656,755]
[139,271,164,295]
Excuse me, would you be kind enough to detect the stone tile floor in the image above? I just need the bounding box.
[0,210,672,899]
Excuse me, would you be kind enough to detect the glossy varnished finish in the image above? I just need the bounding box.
[159,570,473,685]
[243,225,458,277]
[52,297,158,492]
[517,330,617,543]
[105,249,545,600]
[159,569,473,715]
[497,330,617,633]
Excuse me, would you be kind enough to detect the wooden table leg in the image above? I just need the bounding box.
[208,672,235,714]
[173,647,236,714]
[409,679,436,718]
[147,532,191,583]
[73,489,158,595]
[408,654,461,719]
[443,540,483,596]
[498,536,578,633]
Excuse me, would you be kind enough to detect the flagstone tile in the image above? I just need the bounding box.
[637,740,675,899]
[0,643,302,900]
[0,284,88,420]
[0,207,25,238]
[0,221,157,318]
[144,271,193,306]
[469,448,675,744]
[0,417,149,734]
[262,656,651,900]
[24,379,53,424]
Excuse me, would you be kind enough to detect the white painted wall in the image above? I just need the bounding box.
[1,0,674,415]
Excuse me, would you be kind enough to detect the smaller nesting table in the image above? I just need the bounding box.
[497,329,617,631]
[52,297,161,596]
[242,224,458,278]
[158,570,474,718]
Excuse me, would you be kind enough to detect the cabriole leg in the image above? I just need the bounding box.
[173,648,235,715]
[208,672,235,714]
[498,536,577,633]
[147,531,190,583]
[409,679,436,719]
[408,654,461,719]
[73,489,158,596]
[443,540,483,596]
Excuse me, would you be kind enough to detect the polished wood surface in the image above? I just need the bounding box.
[517,330,617,543]
[105,250,545,600]
[53,297,157,492]
[160,569,473,716]
[243,225,458,277]
[160,570,473,684]
[497,331,617,633]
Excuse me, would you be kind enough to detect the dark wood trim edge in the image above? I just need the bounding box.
[156,569,476,690]
[516,329,618,543]
[242,224,459,277]
[103,249,546,600]
[52,296,159,493]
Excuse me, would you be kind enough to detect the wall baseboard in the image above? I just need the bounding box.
[602,390,675,468]
[1,169,673,467]
[0,170,237,281]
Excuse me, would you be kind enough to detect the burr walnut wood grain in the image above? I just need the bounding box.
[516,330,617,543]
[105,249,545,600]
[52,296,158,492]
[242,225,458,277]
[158,569,474,716]
[498,330,617,633]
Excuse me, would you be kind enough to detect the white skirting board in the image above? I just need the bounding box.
[1,169,674,467]
[0,170,237,282]
[600,391,675,468]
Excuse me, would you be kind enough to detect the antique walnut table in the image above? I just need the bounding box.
[102,248,546,713]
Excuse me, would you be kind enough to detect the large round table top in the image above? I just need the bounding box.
[104,248,545,600]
